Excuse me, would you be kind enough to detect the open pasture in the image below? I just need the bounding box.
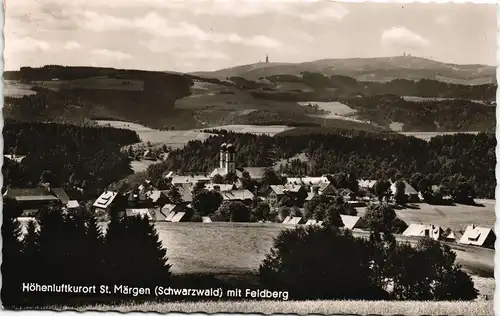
[94,120,215,147]
[206,124,294,136]
[357,200,495,231]
[55,299,493,315]
[3,81,37,97]
[298,101,358,116]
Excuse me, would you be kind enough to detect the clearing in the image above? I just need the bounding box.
[4,80,37,97]
[204,124,294,136]
[94,120,215,147]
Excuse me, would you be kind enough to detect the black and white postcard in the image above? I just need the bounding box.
[2,0,497,315]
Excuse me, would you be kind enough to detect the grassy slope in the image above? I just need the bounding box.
[53,300,493,315]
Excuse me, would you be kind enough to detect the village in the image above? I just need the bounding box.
[4,142,495,250]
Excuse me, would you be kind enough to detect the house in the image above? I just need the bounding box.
[170,212,187,222]
[458,225,496,248]
[4,154,26,163]
[286,176,329,189]
[202,216,212,223]
[287,217,306,225]
[221,189,254,202]
[4,186,68,216]
[236,167,267,181]
[125,208,154,220]
[93,190,119,211]
[204,183,236,192]
[402,224,444,241]
[265,185,285,208]
[358,179,377,191]
[390,180,419,202]
[339,188,356,201]
[282,216,292,224]
[149,207,169,221]
[146,190,169,206]
[305,192,316,202]
[67,200,80,209]
[340,215,366,230]
[170,175,211,187]
[318,181,337,196]
[305,219,323,226]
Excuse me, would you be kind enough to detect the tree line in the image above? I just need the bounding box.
[2,197,477,308]
[144,131,495,199]
[339,94,495,132]
[2,121,139,197]
[2,200,171,307]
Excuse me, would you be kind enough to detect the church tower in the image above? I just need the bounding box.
[220,143,227,168]
[225,143,236,174]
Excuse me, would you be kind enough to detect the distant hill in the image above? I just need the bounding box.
[191,56,496,85]
[3,63,496,133]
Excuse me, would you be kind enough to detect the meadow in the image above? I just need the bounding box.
[398,131,482,141]
[3,80,37,97]
[53,299,493,315]
[297,101,359,119]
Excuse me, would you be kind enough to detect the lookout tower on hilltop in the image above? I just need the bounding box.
[265,54,269,63]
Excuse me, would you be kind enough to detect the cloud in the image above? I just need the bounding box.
[64,41,82,50]
[5,36,51,54]
[79,11,282,48]
[381,26,430,49]
[436,16,451,25]
[297,4,350,22]
[91,49,132,60]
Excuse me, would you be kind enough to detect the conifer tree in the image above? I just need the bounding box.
[1,199,24,307]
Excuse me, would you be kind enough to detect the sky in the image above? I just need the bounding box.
[4,0,498,72]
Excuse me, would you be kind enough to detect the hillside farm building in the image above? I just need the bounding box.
[458,225,496,249]
[3,185,70,216]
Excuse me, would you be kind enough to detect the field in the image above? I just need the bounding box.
[206,124,294,136]
[4,80,37,97]
[94,120,215,147]
[297,101,359,120]
[53,299,493,315]
[399,131,482,141]
[357,200,496,231]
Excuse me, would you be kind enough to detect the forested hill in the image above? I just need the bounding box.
[2,121,140,197]
[146,130,495,198]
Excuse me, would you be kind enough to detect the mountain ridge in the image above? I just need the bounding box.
[190,56,496,85]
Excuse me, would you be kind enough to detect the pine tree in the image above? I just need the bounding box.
[22,220,40,283]
[1,199,24,307]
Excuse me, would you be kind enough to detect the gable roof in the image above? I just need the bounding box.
[171,212,186,222]
[236,167,267,179]
[358,179,377,189]
[222,189,254,201]
[205,184,235,192]
[305,219,323,226]
[305,192,315,201]
[286,177,329,187]
[150,208,169,221]
[165,211,177,221]
[402,223,443,240]
[67,200,80,209]
[202,216,212,223]
[390,180,418,196]
[162,203,179,213]
[269,185,285,195]
[340,215,366,230]
[51,188,70,205]
[93,191,118,209]
[125,208,153,220]
[210,168,228,178]
[284,184,303,193]
[287,217,305,225]
[458,225,495,247]
[282,216,292,224]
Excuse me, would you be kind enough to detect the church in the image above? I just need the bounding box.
[210,143,267,181]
